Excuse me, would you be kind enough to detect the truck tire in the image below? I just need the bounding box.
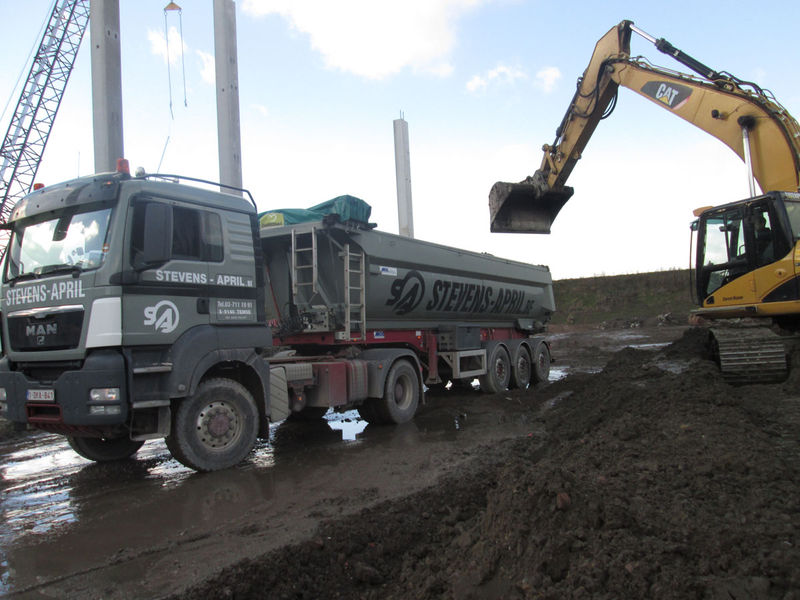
[357,398,383,424]
[511,345,532,390]
[532,341,551,384]
[375,359,419,424]
[166,378,259,472]
[479,345,511,394]
[67,436,145,462]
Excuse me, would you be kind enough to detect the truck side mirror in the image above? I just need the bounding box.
[141,203,173,268]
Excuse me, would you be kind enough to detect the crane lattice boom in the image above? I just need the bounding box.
[0,0,90,247]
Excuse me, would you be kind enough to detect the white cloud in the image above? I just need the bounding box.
[534,66,561,93]
[196,50,215,85]
[241,0,486,79]
[466,74,487,92]
[147,26,187,66]
[466,63,526,93]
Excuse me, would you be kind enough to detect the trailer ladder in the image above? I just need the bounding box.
[291,227,318,301]
[342,243,366,341]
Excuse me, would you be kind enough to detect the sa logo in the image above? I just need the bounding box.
[386,270,426,315]
[144,300,180,334]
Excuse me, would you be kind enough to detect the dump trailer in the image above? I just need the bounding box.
[260,213,554,422]
[0,163,554,471]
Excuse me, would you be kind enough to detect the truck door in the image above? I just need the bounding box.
[123,198,221,346]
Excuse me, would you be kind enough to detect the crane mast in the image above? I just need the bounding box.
[0,0,90,250]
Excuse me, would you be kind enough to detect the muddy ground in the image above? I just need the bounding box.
[2,324,799,599]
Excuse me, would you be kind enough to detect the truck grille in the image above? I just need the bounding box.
[7,307,84,351]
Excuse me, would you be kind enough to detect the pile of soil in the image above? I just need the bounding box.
[165,330,800,598]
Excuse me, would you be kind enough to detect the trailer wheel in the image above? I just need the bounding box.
[67,436,145,462]
[511,345,532,390]
[532,341,551,384]
[166,378,259,472]
[480,345,511,394]
[376,359,420,424]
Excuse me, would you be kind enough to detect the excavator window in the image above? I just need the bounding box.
[751,208,775,267]
[783,200,800,241]
[698,209,746,298]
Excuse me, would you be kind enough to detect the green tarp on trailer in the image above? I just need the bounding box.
[259,195,372,227]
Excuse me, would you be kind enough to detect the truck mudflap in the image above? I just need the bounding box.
[0,349,128,431]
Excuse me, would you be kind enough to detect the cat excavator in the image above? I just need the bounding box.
[489,20,800,382]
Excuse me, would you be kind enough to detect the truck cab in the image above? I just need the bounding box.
[0,166,272,471]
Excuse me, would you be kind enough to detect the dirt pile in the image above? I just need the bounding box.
[177,328,800,599]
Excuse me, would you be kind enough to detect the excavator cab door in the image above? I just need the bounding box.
[696,207,751,303]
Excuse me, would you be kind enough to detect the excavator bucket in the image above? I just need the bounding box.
[489,180,574,233]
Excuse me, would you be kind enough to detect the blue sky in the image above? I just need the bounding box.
[1,0,798,279]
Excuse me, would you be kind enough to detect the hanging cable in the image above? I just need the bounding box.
[163,5,174,119]
[178,6,188,107]
[163,2,188,117]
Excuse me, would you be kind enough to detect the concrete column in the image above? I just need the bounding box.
[91,0,124,173]
[393,117,414,238]
[214,0,243,194]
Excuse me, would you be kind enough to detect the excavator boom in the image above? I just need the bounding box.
[490,20,800,233]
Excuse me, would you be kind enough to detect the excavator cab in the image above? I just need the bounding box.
[694,193,799,308]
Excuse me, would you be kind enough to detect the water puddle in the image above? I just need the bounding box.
[549,365,602,381]
[325,410,368,441]
[629,342,671,351]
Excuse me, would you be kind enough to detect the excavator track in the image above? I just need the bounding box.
[709,327,788,383]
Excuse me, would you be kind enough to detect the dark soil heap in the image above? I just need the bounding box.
[176,329,800,600]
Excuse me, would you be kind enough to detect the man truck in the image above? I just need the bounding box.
[0,162,554,471]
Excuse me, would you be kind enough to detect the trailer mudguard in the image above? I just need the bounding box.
[358,348,423,399]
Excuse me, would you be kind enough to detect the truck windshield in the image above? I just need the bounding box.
[5,207,113,281]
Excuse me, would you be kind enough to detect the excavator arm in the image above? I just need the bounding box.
[489,20,800,233]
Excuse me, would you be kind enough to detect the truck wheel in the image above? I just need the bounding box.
[511,345,532,390]
[166,378,259,472]
[376,359,420,424]
[479,345,511,394]
[67,436,145,462]
[532,341,551,384]
[357,399,384,424]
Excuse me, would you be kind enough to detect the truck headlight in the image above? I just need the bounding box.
[90,388,120,402]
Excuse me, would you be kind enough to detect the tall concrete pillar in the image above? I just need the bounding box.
[393,117,414,238]
[91,0,124,173]
[214,0,243,194]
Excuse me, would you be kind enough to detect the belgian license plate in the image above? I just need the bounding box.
[27,389,55,402]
